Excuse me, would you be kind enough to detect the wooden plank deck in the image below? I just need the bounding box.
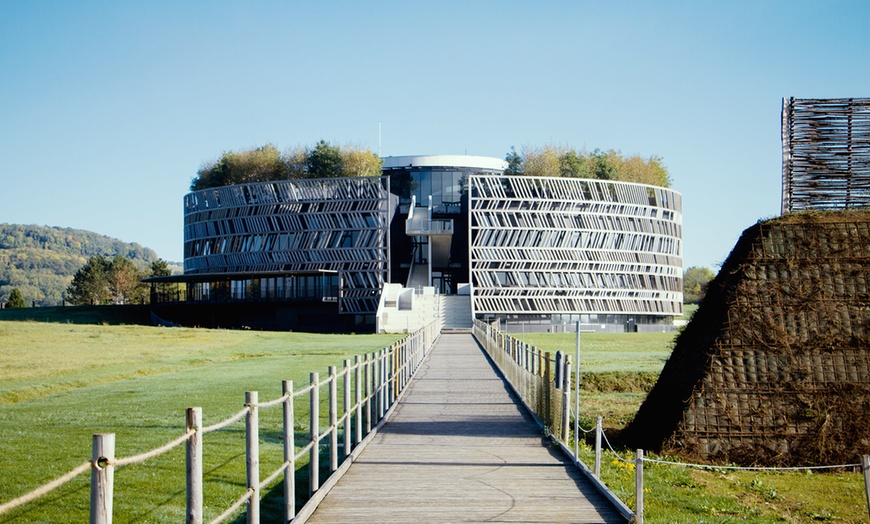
[306,333,627,523]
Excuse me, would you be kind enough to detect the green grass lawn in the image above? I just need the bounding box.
[0,320,401,523]
[0,304,152,325]
[2,317,866,523]
[521,331,673,428]
[521,331,675,373]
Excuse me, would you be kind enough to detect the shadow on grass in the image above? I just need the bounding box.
[225,436,350,524]
[228,459,332,524]
[0,305,152,325]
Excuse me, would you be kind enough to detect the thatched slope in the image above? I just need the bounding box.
[624,210,870,466]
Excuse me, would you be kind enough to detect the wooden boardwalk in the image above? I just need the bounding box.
[306,333,626,523]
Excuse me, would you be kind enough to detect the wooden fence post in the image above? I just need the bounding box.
[402,342,412,391]
[364,354,372,434]
[562,356,571,444]
[343,360,352,458]
[354,355,363,446]
[373,351,380,422]
[394,343,400,399]
[282,380,295,522]
[90,433,115,524]
[594,416,602,478]
[186,408,203,524]
[309,373,319,496]
[544,352,553,426]
[396,343,402,394]
[863,455,870,519]
[372,351,381,427]
[574,320,581,461]
[409,336,415,376]
[636,449,644,524]
[376,350,384,421]
[328,367,338,473]
[520,343,527,403]
[245,391,260,524]
[390,345,397,404]
[392,344,398,403]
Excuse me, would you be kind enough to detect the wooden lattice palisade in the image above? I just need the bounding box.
[782,97,870,213]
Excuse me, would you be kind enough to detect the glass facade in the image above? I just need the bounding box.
[391,169,468,213]
[150,273,339,304]
[384,156,508,295]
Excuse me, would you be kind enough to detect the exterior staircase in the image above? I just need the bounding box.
[376,285,473,334]
[440,294,472,332]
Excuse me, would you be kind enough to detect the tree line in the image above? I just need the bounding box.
[683,266,715,304]
[0,223,158,260]
[504,145,671,187]
[191,141,672,192]
[64,256,171,306]
[0,224,164,306]
[190,141,383,191]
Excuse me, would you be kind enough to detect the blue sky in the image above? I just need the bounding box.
[1,1,868,269]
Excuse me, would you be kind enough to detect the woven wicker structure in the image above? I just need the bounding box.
[625,210,870,466]
[782,97,870,213]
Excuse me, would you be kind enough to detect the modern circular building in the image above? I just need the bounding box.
[467,174,683,332]
[148,154,683,332]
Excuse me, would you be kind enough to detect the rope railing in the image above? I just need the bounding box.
[111,429,196,468]
[474,319,870,524]
[0,320,440,524]
[0,461,92,515]
[0,405,249,519]
[202,406,250,434]
[642,455,863,471]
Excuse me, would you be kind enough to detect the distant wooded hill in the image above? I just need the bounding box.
[0,224,172,306]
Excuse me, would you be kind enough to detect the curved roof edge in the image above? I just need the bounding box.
[382,154,507,171]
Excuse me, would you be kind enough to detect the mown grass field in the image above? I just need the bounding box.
[0,318,401,523]
[1,306,866,523]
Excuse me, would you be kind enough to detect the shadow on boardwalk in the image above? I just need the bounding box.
[304,333,627,523]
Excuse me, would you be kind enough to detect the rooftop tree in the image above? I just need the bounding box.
[507,144,671,187]
[190,141,382,191]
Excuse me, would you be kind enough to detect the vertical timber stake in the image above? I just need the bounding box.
[186,408,203,524]
[562,355,571,444]
[574,320,581,461]
[863,455,870,518]
[636,449,644,524]
[328,366,338,472]
[354,355,363,445]
[344,360,352,458]
[282,381,295,521]
[309,373,320,496]
[245,391,260,524]
[594,416,602,479]
[90,433,115,524]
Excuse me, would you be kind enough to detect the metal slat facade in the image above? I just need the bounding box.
[183,177,390,315]
[469,175,683,322]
